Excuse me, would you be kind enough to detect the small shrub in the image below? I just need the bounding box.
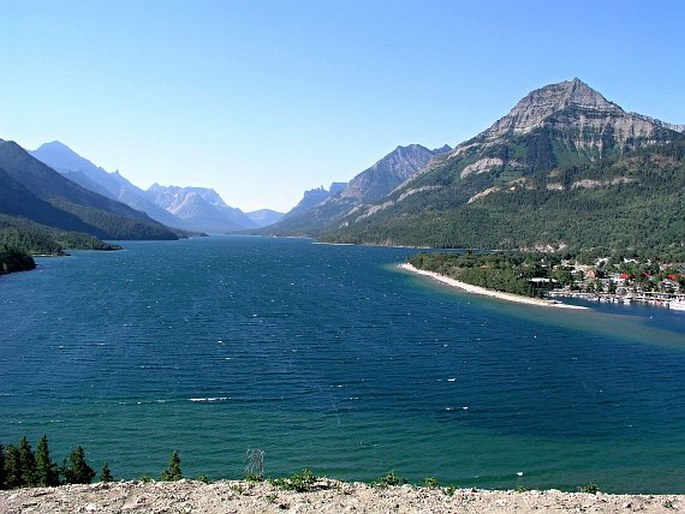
[100,462,113,483]
[374,471,405,487]
[139,474,152,483]
[196,474,209,484]
[271,469,317,492]
[444,485,457,496]
[423,476,439,488]
[289,468,316,492]
[229,483,244,494]
[577,483,600,494]
[515,484,528,493]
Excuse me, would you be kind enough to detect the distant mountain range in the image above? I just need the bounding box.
[30,141,283,233]
[316,79,685,257]
[0,139,179,241]
[265,143,451,236]
[146,183,256,233]
[4,78,683,258]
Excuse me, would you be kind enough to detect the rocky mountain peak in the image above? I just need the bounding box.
[340,143,449,203]
[485,79,621,137]
[146,184,228,212]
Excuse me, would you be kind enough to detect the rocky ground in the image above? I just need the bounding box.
[1,480,684,514]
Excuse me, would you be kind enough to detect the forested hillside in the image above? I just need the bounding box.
[0,216,121,255]
[324,138,685,260]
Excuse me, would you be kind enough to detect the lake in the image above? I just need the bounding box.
[1,236,684,492]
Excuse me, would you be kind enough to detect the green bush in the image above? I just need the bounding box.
[423,476,439,488]
[577,483,600,494]
[374,471,406,487]
[271,469,317,492]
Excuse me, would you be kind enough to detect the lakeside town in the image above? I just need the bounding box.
[546,257,685,310]
[407,251,685,311]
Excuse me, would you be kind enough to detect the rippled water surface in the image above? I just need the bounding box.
[1,236,684,492]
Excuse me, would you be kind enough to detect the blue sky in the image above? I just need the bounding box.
[1,1,683,212]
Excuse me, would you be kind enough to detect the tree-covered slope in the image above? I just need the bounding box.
[0,216,121,255]
[0,243,36,273]
[324,138,685,259]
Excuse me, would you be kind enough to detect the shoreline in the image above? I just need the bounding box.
[399,263,587,310]
[1,479,682,513]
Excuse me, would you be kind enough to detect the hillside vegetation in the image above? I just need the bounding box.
[324,138,685,261]
[0,216,121,258]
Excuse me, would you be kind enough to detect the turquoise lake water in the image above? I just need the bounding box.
[1,236,684,492]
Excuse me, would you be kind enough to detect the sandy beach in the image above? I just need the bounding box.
[1,479,683,514]
[399,263,587,309]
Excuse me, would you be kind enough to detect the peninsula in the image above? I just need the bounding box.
[400,263,586,309]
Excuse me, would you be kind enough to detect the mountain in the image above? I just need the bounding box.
[281,182,348,220]
[264,144,449,236]
[246,209,284,227]
[31,141,262,233]
[31,141,184,228]
[341,144,452,204]
[0,140,179,240]
[146,184,256,233]
[321,79,684,257]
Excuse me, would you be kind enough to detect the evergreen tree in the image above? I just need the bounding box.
[0,443,6,490]
[35,434,60,487]
[62,446,95,485]
[5,437,36,488]
[100,462,113,483]
[4,444,20,489]
[160,450,182,481]
[17,437,37,487]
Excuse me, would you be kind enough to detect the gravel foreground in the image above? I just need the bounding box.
[1,480,684,514]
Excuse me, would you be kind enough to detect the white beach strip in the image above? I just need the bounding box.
[399,263,587,310]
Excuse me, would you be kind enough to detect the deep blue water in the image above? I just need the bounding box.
[1,236,684,492]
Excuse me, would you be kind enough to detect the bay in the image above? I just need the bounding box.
[1,236,684,492]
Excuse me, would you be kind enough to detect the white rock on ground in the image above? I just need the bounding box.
[1,480,683,514]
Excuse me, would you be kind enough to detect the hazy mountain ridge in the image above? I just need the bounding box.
[246,209,284,226]
[0,140,180,240]
[146,184,258,232]
[31,141,282,232]
[31,141,185,228]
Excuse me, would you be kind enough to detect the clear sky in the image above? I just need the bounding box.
[1,1,683,212]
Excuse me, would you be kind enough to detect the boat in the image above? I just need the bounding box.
[668,299,685,311]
